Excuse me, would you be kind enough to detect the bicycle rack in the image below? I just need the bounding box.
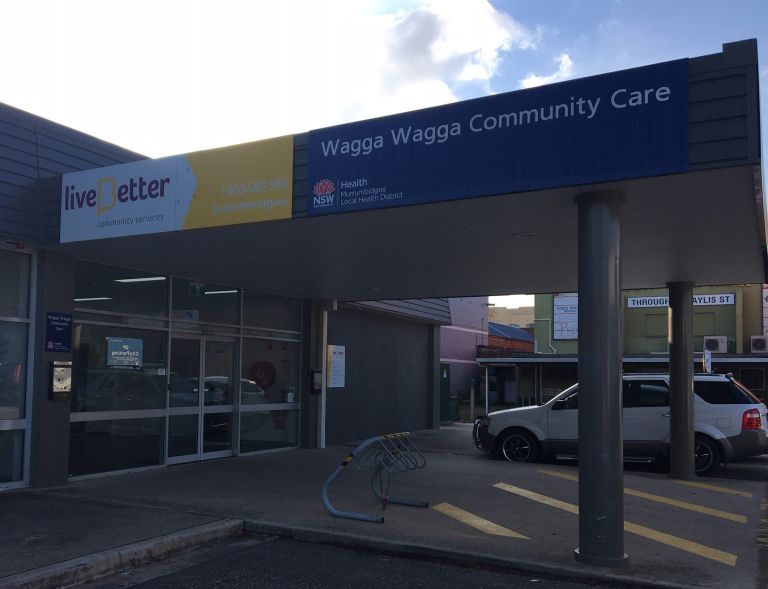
[321,432,429,523]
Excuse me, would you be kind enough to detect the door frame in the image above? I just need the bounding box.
[167,334,238,464]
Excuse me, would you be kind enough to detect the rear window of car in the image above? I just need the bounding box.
[694,379,762,405]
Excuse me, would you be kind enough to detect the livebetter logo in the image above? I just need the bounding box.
[312,179,336,207]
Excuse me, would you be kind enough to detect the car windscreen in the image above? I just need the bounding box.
[694,378,762,405]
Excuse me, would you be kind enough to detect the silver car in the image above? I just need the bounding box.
[473,373,768,475]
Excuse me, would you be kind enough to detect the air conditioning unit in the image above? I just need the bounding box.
[750,335,768,354]
[703,336,728,354]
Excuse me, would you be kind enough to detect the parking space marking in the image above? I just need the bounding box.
[432,503,529,539]
[538,469,748,524]
[674,480,753,498]
[494,482,738,566]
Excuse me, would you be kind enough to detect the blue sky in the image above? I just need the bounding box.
[1,0,765,307]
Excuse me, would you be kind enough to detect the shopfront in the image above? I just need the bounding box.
[68,261,301,477]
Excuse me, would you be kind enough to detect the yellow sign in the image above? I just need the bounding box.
[61,135,294,242]
[184,135,293,229]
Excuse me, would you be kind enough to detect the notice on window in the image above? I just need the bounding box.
[553,293,578,340]
[327,345,346,388]
[763,285,768,336]
[106,337,143,368]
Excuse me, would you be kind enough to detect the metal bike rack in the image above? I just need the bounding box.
[321,432,429,523]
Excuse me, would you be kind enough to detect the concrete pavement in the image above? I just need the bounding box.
[1,423,766,588]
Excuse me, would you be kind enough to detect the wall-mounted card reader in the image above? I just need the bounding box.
[50,360,72,401]
[311,369,322,393]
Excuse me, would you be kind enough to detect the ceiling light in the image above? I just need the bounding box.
[204,289,238,295]
[114,276,167,283]
[73,297,113,302]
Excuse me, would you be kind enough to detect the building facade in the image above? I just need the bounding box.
[0,104,447,490]
[476,285,768,415]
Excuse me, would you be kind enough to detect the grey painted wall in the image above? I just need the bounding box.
[689,39,760,169]
[325,307,431,445]
[349,299,451,324]
[0,102,143,244]
[29,252,75,487]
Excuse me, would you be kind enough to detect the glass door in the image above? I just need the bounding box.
[167,336,236,463]
[202,339,235,458]
[168,336,201,464]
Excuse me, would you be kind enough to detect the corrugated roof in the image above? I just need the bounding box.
[488,322,534,342]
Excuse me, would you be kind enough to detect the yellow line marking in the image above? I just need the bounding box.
[674,480,753,498]
[494,482,737,567]
[494,483,579,515]
[538,469,747,524]
[432,502,529,539]
[622,521,737,567]
[538,468,579,481]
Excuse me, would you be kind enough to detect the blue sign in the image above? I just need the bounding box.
[308,59,688,215]
[106,337,143,368]
[46,312,72,352]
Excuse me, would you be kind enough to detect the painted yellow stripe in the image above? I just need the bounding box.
[623,521,737,567]
[494,482,737,566]
[674,480,753,498]
[432,502,529,539]
[493,483,578,515]
[538,468,579,481]
[538,469,747,524]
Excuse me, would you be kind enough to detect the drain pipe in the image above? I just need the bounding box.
[319,299,338,449]
[319,308,328,449]
[534,318,557,353]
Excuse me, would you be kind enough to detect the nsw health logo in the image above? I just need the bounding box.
[312,179,336,207]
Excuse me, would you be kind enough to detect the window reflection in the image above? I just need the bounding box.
[172,278,238,325]
[71,324,167,412]
[69,418,163,476]
[240,410,298,453]
[241,339,298,404]
[0,430,24,482]
[74,261,168,316]
[0,251,30,319]
[0,322,27,419]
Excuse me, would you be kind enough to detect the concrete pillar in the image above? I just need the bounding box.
[574,191,628,567]
[30,252,74,487]
[667,281,695,479]
[426,325,441,429]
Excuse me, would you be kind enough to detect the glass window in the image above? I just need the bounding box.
[695,379,761,405]
[203,413,233,453]
[0,430,24,482]
[243,292,300,331]
[0,250,30,319]
[0,322,27,420]
[172,278,238,325]
[738,368,765,392]
[623,381,669,408]
[240,410,298,453]
[555,390,578,409]
[71,324,166,412]
[241,339,299,405]
[68,418,163,476]
[74,261,168,317]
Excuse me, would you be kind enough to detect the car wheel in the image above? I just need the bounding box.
[500,430,540,463]
[694,435,721,476]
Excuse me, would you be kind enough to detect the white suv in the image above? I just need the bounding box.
[473,373,768,475]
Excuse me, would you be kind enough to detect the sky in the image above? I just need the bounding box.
[2,0,767,308]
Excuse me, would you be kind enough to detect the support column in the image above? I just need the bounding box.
[574,191,627,567]
[668,281,695,479]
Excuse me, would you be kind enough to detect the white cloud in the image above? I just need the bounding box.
[0,0,535,157]
[520,53,574,89]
